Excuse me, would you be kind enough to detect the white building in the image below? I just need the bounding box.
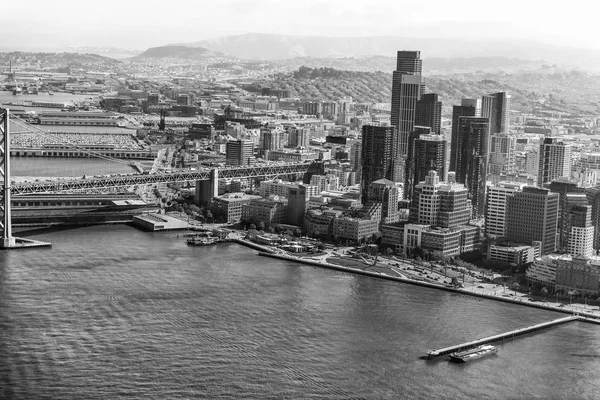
[485,182,527,239]
[568,226,595,257]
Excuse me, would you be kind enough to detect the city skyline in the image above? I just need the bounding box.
[2,0,600,52]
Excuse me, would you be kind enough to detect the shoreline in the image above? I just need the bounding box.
[257,250,600,324]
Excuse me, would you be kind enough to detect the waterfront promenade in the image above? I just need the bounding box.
[139,215,600,320]
[252,247,600,321]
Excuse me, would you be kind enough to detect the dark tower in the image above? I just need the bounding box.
[450,99,480,173]
[390,51,423,191]
[454,116,490,218]
[361,125,397,204]
[158,108,166,131]
[481,92,510,134]
[415,93,442,135]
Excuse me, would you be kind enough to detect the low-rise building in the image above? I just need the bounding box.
[332,216,379,243]
[556,254,600,296]
[211,192,261,223]
[303,208,342,238]
[380,222,480,257]
[487,242,540,265]
[242,196,288,226]
[526,254,561,290]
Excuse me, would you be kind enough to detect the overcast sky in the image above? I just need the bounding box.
[2,0,599,51]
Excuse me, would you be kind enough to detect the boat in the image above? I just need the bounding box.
[187,237,219,246]
[449,345,498,362]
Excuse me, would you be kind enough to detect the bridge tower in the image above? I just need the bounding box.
[0,108,16,247]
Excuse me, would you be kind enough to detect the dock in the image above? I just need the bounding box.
[426,315,580,358]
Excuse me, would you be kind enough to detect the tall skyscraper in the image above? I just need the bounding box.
[360,125,397,203]
[450,98,481,172]
[454,116,490,217]
[390,51,423,158]
[538,138,572,187]
[485,182,526,238]
[481,92,511,134]
[226,140,255,166]
[415,93,442,135]
[505,187,559,255]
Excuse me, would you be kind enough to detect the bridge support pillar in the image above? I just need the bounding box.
[195,168,219,207]
[1,108,16,248]
[1,109,51,249]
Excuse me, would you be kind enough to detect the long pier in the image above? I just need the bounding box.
[426,315,580,359]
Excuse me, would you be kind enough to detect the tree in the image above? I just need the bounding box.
[386,247,394,257]
[541,286,549,300]
[511,282,521,296]
[258,221,265,231]
[293,228,302,237]
[250,224,257,230]
[267,226,275,234]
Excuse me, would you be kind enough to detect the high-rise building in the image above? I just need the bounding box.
[303,101,322,117]
[390,51,423,158]
[260,126,284,151]
[481,92,511,134]
[544,180,586,252]
[454,116,490,217]
[405,130,447,200]
[226,140,255,166]
[410,171,471,228]
[586,187,600,253]
[538,138,572,186]
[485,182,526,239]
[415,93,442,135]
[488,133,516,175]
[360,125,397,203]
[288,125,310,148]
[450,99,481,172]
[505,187,559,255]
[567,204,594,257]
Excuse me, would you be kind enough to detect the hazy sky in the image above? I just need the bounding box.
[2,0,599,50]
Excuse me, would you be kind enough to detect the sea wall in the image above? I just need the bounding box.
[257,252,600,322]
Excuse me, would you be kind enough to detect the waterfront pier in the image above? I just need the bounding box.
[426,315,580,359]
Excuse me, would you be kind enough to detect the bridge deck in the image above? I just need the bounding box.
[426,315,580,358]
[9,161,324,195]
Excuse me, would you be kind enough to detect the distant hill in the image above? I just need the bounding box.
[240,66,600,116]
[278,56,544,74]
[0,52,122,69]
[132,45,228,60]
[180,33,600,72]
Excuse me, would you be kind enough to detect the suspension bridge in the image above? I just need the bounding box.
[0,108,324,248]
